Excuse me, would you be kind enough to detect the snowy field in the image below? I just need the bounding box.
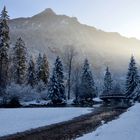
[77,103,140,140]
[0,108,92,137]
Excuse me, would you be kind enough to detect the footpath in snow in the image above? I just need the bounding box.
[0,107,92,137]
[77,103,140,140]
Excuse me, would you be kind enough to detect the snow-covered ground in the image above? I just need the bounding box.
[0,108,92,137]
[77,103,140,140]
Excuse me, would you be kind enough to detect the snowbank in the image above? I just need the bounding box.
[0,108,92,137]
[77,103,140,140]
[93,97,102,102]
[21,100,51,106]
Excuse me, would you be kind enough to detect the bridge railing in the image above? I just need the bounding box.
[100,93,127,99]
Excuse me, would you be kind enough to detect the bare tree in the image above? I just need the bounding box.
[63,45,77,100]
[72,62,81,102]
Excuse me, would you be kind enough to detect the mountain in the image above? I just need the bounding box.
[8,8,140,77]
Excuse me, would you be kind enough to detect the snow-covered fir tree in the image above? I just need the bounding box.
[0,6,9,20]
[48,56,66,104]
[27,56,37,87]
[0,6,9,45]
[103,66,113,95]
[48,70,59,104]
[131,83,140,101]
[13,37,27,85]
[126,56,139,97]
[0,6,10,90]
[54,56,65,100]
[79,59,96,104]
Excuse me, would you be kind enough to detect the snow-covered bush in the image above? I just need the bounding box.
[40,89,49,100]
[5,83,39,102]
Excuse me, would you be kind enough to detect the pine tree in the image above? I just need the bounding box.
[0,6,10,90]
[42,54,49,85]
[27,56,37,87]
[79,59,96,104]
[36,53,49,86]
[40,54,49,85]
[48,56,65,104]
[54,56,65,100]
[36,53,43,81]
[36,53,45,92]
[0,6,9,20]
[132,83,140,101]
[48,70,59,104]
[13,37,27,85]
[0,6,9,45]
[126,56,139,97]
[103,66,113,95]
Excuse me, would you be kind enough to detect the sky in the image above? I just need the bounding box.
[1,0,140,39]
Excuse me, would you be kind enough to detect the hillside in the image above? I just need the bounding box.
[9,8,140,76]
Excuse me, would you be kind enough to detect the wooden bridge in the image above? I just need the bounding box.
[99,93,132,107]
[100,93,131,100]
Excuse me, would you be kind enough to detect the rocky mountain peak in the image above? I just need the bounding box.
[36,8,56,17]
[42,8,56,15]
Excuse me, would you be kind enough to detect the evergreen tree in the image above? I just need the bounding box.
[103,66,113,95]
[0,6,10,90]
[54,56,65,100]
[48,70,59,104]
[40,54,49,85]
[36,53,49,86]
[0,6,9,20]
[126,56,139,97]
[13,37,27,85]
[79,59,96,103]
[0,6,9,45]
[48,56,65,104]
[36,53,43,81]
[132,83,140,101]
[42,54,49,85]
[27,56,37,87]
